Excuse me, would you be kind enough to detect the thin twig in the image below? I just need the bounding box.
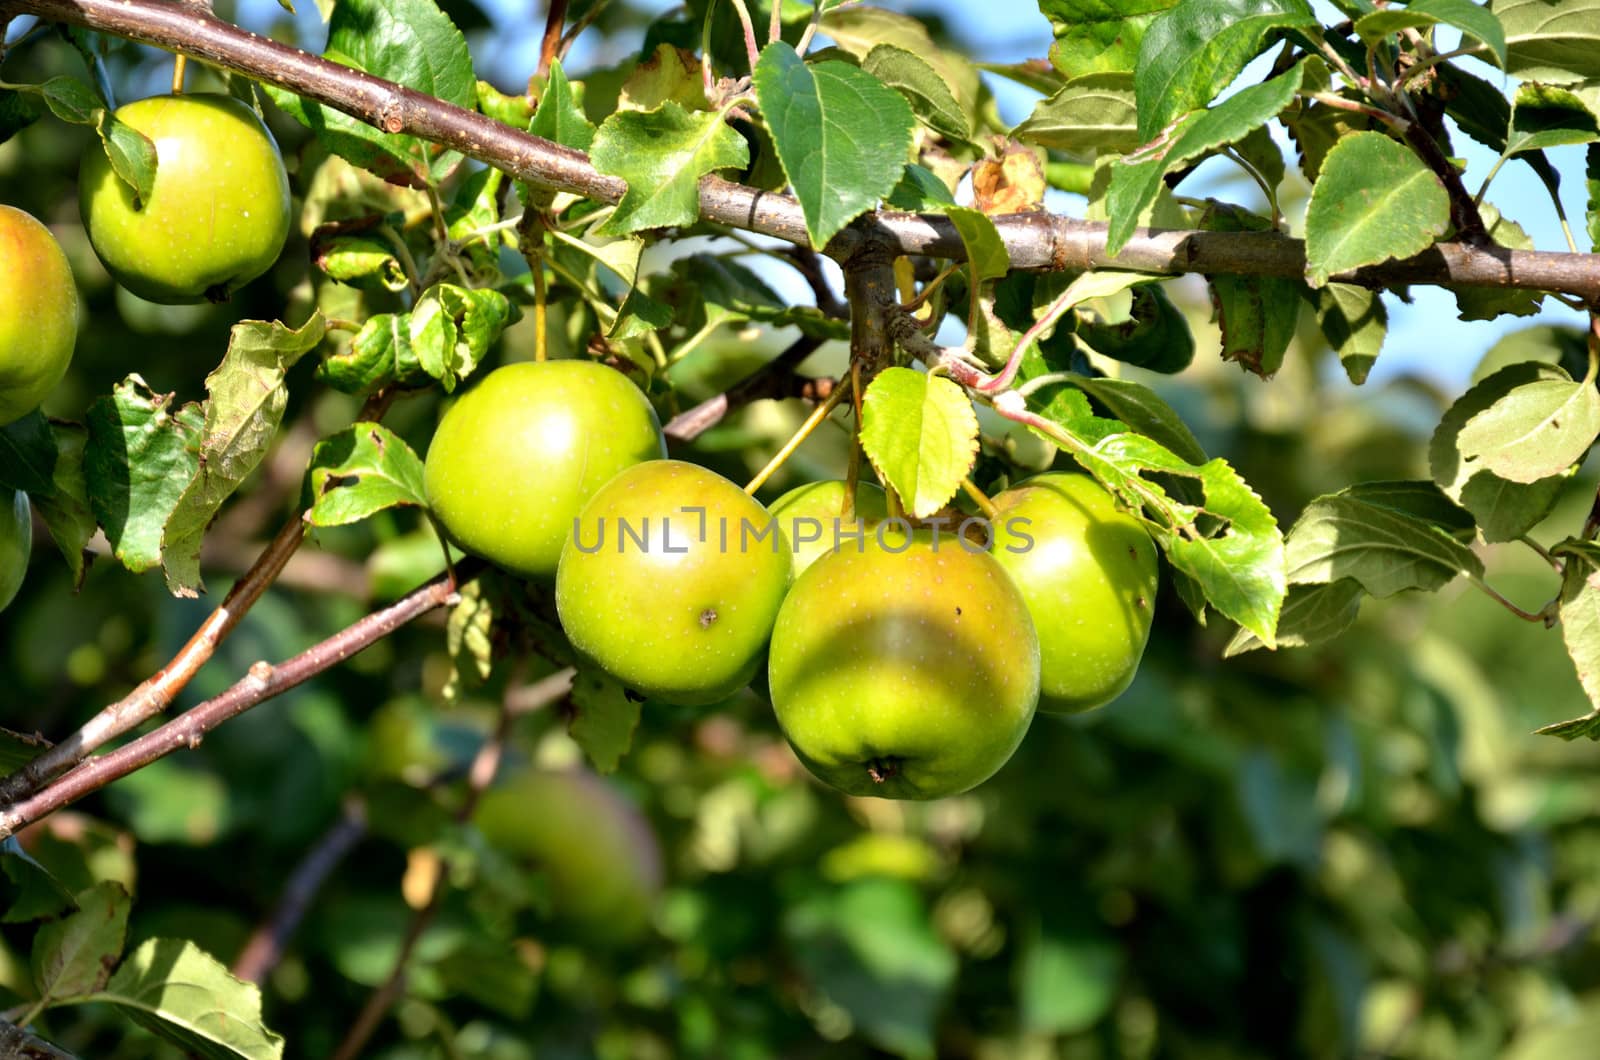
[744,377,850,494]
[663,334,827,442]
[728,0,762,72]
[0,517,305,804]
[0,563,472,840]
[0,391,398,806]
[233,797,368,984]
[330,668,525,1060]
[537,0,567,81]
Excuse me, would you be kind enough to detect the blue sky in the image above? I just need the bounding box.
[242,0,1591,390]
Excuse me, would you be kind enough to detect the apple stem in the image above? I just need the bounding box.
[171,53,187,94]
[743,376,850,495]
[961,477,1000,521]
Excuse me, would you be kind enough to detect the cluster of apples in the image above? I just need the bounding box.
[424,360,1160,801]
[0,92,290,612]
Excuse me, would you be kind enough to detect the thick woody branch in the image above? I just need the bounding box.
[3,0,1597,300]
[0,564,469,840]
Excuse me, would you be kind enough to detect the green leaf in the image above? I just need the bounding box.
[161,315,328,597]
[1303,131,1451,286]
[590,102,749,237]
[665,255,851,340]
[1,835,76,924]
[1355,0,1508,68]
[444,574,502,703]
[265,0,476,186]
[1078,284,1196,373]
[568,665,642,774]
[1107,63,1305,255]
[1549,565,1600,738]
[785,878,956,1060]
[1490,0,1600,82]
[862,44,971,144]
[32,422,96,589]
[1315,283,1387,384]
[32,881,129,1004]
[329,286,509,395]
[1134,0,1316,141]
[79,938,284,1059]
[1222,579,1365,656]
[408,285,512,389]
[0,411,59,495]
[85,377,205,574]
[1017,916,1121,1034]
[859,368,980,518]
[887,164,958,210]
[4,77,159,205]
[619,43,708,114]
[1073,433,1283,644]
[0,86,46,145]
[1038,0,1181,78]
[1454,373,1600,485]
[529,58,596,152]
[944,207,1009,283]
[96,112,158,207]
[1340,480,1476,539]
[305,423,427,528]
[820,5,982,115]
[1431,361,1567,542]
[1505,81,1600,156]
[1201,206,1301,378]
[1283,491,1483,596]
[1587,143,1600,248]
[1068,375,1208,464]
[1014,72,1141,154]
[1026,378,1125,447]
[754,42,915,249]
[310,231,409,292]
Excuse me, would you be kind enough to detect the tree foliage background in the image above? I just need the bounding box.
[2,0,1600,1057]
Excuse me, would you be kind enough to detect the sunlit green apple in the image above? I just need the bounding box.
[556,459,792,705]
[0,205,77,425]
[424,360,665,578]
[79,94,290,303]
[0,488,31,612]
[767,531,1039,799]
[991,472,1159,712]
[474,767,663,944]
[767,479,888,578]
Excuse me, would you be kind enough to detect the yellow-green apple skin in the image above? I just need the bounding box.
[474,768,663,944]
[78,94,291,304]
[768,479,889,579]
[767,532,1039,799]
[0,206,78,425]
[556,460,792,705]
[0,488,31,612]
[991,472,1159,713]
[424,360,666,579]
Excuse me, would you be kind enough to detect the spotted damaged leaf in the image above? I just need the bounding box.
[304,423,427,528]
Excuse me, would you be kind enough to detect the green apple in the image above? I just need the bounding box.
[424,360,665,578]
[556,459,792,705]
[0,488,29,612]
[79,94,290,304]
[767,531,1039,799]
[991,472,1159,712]
[474,767,663,944]
[767,479,888,578]
[0,206,78,425]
